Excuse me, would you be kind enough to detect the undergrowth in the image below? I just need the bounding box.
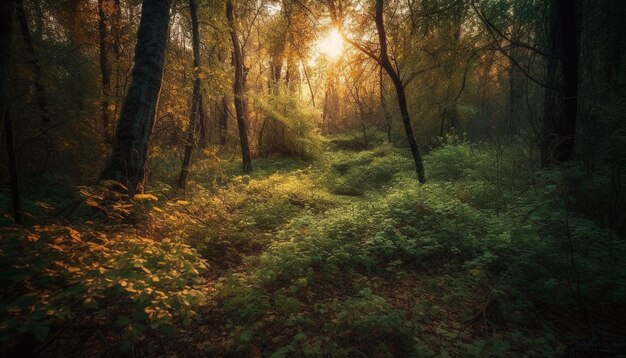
[1,136,624,356]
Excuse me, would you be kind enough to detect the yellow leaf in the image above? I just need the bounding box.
[133,194,158,202]
[176,200,190,205]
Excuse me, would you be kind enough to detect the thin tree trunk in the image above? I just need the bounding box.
[226,0,252,172]
[301,59,316,107]
[98,0,112,142]
[375,0,425,183]
[16,0,50,124]
[178,0,201,190]
[198,95,207,148]
[100,0,171,195]
[541,0,578,166]
[219,95,228,145]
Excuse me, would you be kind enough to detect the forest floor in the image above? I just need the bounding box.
[2,136,624,356]
[150,138,564,357]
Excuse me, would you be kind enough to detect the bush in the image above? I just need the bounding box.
[321,144,414,196]
[0,224,208,351]
[254,92,325,160]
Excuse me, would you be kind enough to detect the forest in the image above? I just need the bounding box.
[0,0,625,356]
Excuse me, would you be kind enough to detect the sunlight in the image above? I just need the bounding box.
[316,28,344,60]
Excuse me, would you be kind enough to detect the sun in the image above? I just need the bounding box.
[316,28,344,60]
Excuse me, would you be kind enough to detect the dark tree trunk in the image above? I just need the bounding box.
[16,0,50,124]
[198,95,207,148]
[100,0,171,195]
[98,0,112,142]
[219,95,228,145]
[375,0,425,183]
[1,0,20,224]
[541,0,578,166]
[0,0,13,115]
[178,0,201,190]
[226,0,252,172]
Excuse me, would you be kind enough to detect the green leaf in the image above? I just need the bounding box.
[271,346,292,358]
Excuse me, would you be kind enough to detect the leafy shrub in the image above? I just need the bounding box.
[321,145,413,196]
[254,92,325,159]
[0,224,208,350]
[426,136,489,181]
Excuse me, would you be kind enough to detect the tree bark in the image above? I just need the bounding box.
[219,95,229,145]
[226,0,252,172]
[100,0,171,195]
[178,0,201,190]
[541,0,578,166]
[375,0,425,183]
[16,0,50,124]
[98,0,112,142]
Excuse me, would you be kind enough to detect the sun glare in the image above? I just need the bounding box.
[317,29,344,60]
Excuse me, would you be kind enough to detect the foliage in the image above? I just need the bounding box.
[254,91,325,160]
[208,141,625,356]
[320,144,414,196]
[0,223,208,350]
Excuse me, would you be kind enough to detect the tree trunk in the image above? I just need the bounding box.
[100,0,171,195]
[219,95,228,145]
[1,0,20,224]
[178,0,201,190]
[541,0,578,166]
[98,0,112,142]
[16,0,50,124]
[226,0,252,172]
[198,94,207,148]
[0,0,13,116]
[375,0,425,183]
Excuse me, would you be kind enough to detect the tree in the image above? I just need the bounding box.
[541,0,578,166]
[332,0,426,183]
[98,0,112,142]
[100,0,171,194]
[1,0,21,224]
[16,0,50,124]
[226,0,252,172]
[177,0,202,190]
